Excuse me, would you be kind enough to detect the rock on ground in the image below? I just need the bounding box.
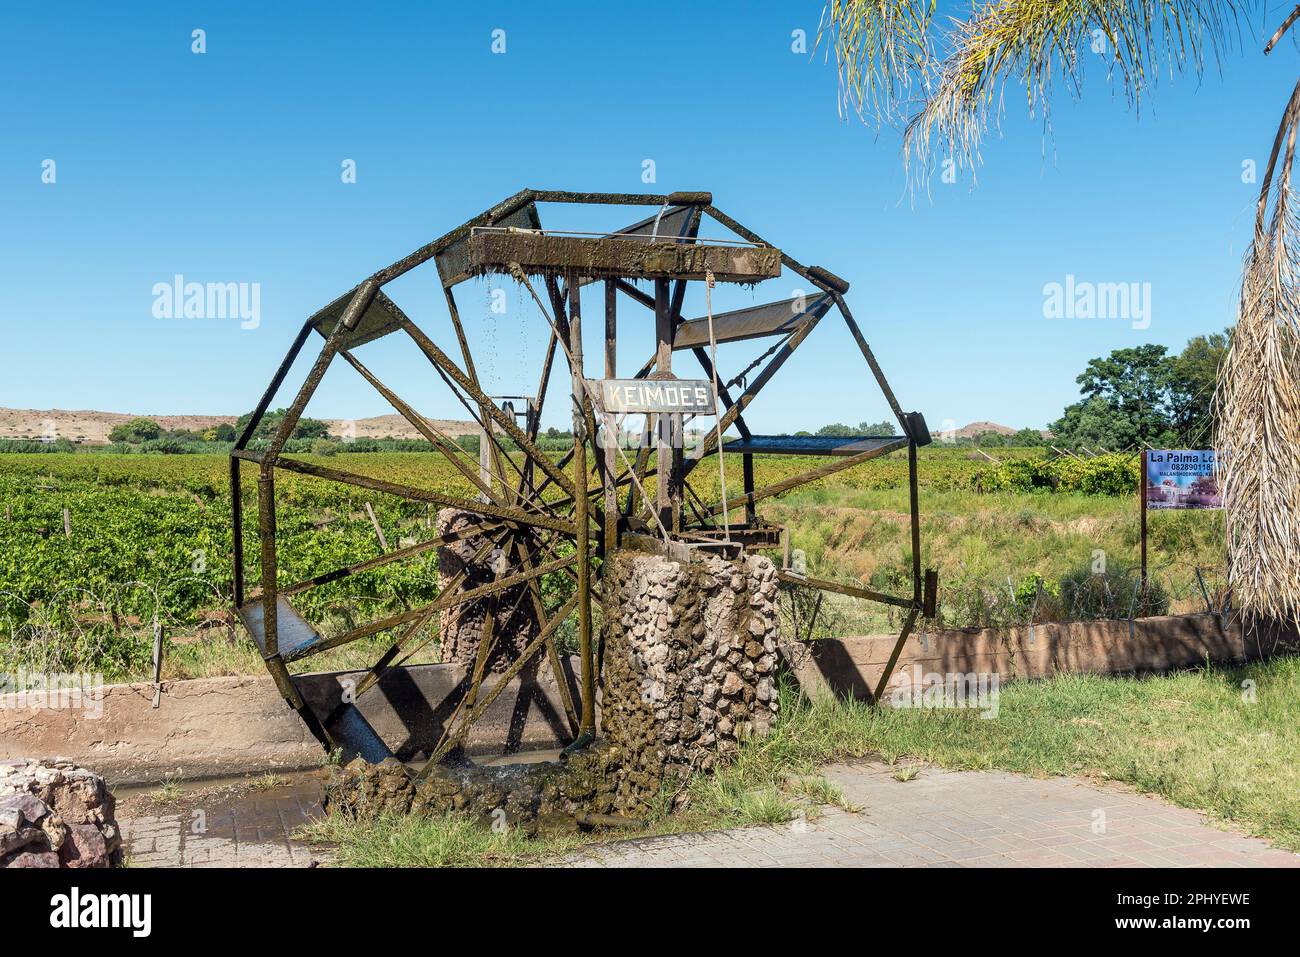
[0,758,122,868]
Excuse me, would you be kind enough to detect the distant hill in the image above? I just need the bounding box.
[953,420,1016,438]
[950,421,1053,440]
[0,408,478,445]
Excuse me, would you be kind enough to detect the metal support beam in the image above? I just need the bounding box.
[702,439,906,517]
[604,279,619,555]
[569,282,596,739]
[260,453,578,536]
[266,280,378,462]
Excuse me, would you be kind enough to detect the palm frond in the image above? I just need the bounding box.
[823,1,1245,179]
[816,1,941,123]
[1216,76,1300,625]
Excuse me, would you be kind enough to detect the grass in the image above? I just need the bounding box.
[247,772,289,792]
[151,775,184,805]
[298,812,591,868]
[300,654,1300,865]
[738,657,1300,850]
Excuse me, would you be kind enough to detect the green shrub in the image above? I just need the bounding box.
[976,453,1138,496]
[1057,563,1169,619]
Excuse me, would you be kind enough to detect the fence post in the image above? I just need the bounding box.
[364,501,389,552]
[1194,566,1214,616]
[151,621,165,709]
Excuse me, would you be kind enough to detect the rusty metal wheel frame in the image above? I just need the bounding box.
[230,189,934,772]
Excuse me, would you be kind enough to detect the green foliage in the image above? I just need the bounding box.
[1053,345,1174,449]
[138,437,190,454]
[1057,562,1170,619]
[108,417,162,444]
[1012,573,1059,611]
[236,408,332,441]
[975,453,1137,495]
[1051,334,1232,449]
[816,420,895,438]
[1169,330,1230,445]
[0,439,79,453]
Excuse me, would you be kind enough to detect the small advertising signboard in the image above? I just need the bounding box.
[1140,449,1219,611]
[1144,450,1220,510]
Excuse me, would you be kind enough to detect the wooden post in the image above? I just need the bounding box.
[364,501,389,552]
[742,454,756,525]
[603,280,618,555]
[62,508,71,538]
[653,277,677,531]
[569,282,595,737]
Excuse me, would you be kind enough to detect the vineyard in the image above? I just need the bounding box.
[0,448,1219,682]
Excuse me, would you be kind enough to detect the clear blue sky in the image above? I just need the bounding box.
[0,2,1293,433]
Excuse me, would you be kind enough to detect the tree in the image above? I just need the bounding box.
[816,422,857,437]
[108,417,161,444]
[858,419,896,437]
[1050,396,1132,449]
[236,408,332,441]
[213,422,236,442]
[817,420,897,437]
[1052,339,1231,448]
[1051,346,1174,449]
[1075,344,1175,442]
[1169,330,1229,445]
[1010,427,1044,447]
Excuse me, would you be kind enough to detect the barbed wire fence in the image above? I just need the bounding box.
[780,558,1243,647]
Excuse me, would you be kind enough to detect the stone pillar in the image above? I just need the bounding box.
[601,549,781,797]
[436,508,540,673]
[325,548,783,828]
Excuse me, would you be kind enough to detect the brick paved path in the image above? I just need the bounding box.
[563,761,1300,868]
[120,781,325,868]
[117,760,1299,867]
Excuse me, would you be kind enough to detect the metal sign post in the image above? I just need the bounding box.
[1140,450,1148,615]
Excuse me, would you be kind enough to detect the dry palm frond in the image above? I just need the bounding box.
[817,1,941,123]
[822,1,1244,180]
[1215,76,1300,626]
